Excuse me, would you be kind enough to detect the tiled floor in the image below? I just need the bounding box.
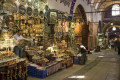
[28,49,120,80]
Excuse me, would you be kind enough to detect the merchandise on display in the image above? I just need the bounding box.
[0,0,88,79]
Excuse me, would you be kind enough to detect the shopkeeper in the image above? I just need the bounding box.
[13,29,24,58]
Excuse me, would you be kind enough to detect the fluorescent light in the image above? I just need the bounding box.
[69,75,85,79]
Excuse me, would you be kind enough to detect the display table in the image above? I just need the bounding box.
[62,57,73,68]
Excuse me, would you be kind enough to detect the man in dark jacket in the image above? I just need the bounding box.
[117,39,120,55]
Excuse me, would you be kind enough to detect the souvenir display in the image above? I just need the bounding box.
[0,0,87,79]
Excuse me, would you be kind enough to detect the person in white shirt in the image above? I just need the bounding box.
[13,30,24,58]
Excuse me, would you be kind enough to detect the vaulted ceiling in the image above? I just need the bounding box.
[89,0,120,11]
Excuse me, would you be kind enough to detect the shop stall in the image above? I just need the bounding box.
[0,0,87,79]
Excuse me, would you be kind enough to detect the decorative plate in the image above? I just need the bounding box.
[34,0,39,8]
[27,0,33,7]
[19,5,26,15]
[33,9,38,17]
[27,7,32,16]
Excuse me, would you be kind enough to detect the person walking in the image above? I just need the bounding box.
[116,39,120,55]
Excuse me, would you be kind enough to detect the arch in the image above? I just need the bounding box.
[74,4,89,47]
[74,4,87,23]
[98,1,120,11]
[102,21,120,37]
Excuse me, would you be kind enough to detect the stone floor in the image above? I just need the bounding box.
[28,49,120,80]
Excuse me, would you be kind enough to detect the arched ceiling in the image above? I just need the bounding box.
[89,0,120,11]
[98,1,120,10]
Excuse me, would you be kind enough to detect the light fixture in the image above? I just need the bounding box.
[112,26,116,31]
[111,23,113,25]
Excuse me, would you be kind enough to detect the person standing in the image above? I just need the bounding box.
[117,39,120,55]
[13,30,24,58]
[114,40,117,51]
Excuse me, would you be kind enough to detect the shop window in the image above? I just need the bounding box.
[112,4,120,16]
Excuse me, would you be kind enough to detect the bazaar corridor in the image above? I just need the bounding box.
[1,0,120,80]
[28,49,120,80]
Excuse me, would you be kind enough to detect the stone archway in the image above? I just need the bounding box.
[74,4,89,47]
[102,21,120,46]
[102,21,120,37]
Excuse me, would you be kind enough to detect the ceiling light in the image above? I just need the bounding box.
[112,26,116,31]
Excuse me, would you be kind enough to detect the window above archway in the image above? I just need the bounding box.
[112,4,120,16]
